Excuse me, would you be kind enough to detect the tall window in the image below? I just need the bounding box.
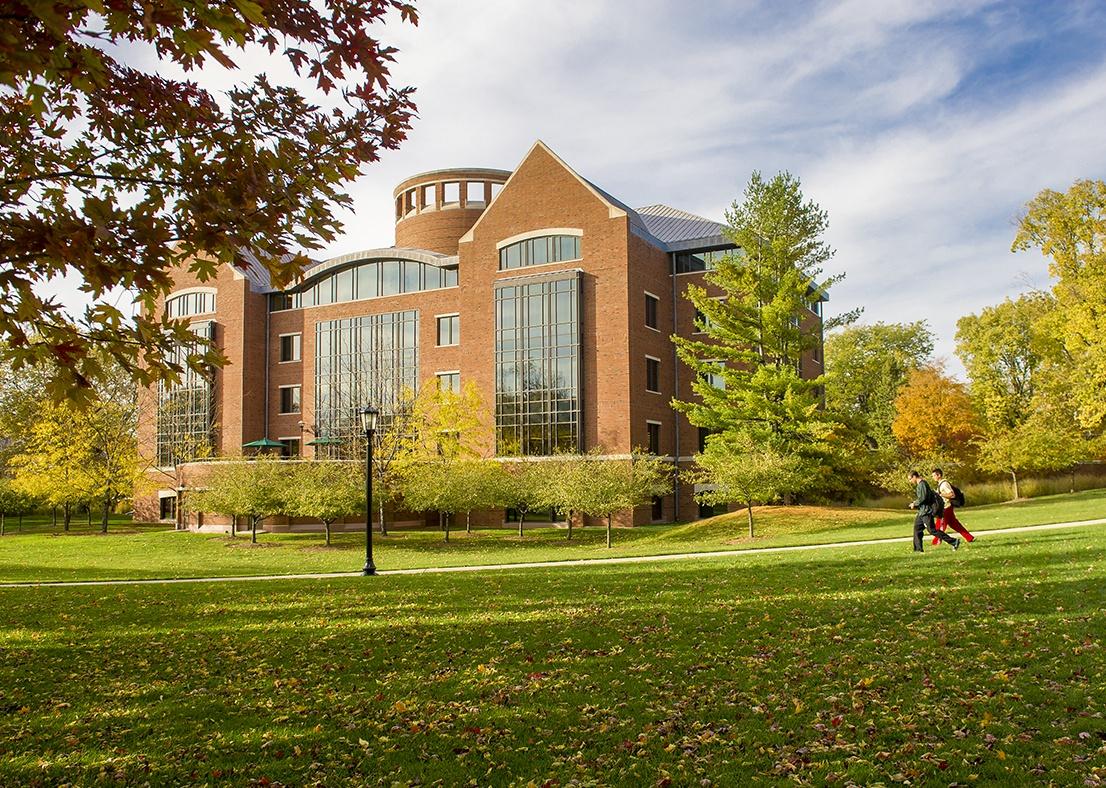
[279,334,301,363]
[495,275,580,455]
[499,235,581,270]
[645,293,659,330]
[155,321,215,467]
[314,310,419,458]
[646,356,660,393]
[436,314,460,346]
[647,421,661,454]
[279,385,301,414]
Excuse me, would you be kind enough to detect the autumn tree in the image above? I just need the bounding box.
[891,366,979,467]
[825,321,934,451]
[1,2,417,399]
[672,171,857,496]
[574,455,672,548]
[694,433,804,539]
[189,457,289,543]
[287,461,362,547]
[1014,179,1106,430]
[10,400,94,530]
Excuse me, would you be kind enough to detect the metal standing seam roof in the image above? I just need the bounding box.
[633,204,728,247]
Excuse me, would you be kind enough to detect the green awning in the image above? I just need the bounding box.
[306,436,345,446]
[242,438,285,449]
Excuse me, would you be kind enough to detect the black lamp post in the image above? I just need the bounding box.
[360,405,379,576]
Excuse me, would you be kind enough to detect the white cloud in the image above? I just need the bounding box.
[51,0,1106,378]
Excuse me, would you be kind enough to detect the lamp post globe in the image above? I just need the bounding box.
[360,405,379,576]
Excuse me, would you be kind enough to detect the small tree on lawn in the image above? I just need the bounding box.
[694,431,805,538]
[0,479,18,537]
[287,461,362,547]
[190,457,289,543]
[544,450,607,540]
[975,410,1087,500]
[499,461,554,538]
[578,455,672,548]
[441,459,507,535]
[400,459,461,542]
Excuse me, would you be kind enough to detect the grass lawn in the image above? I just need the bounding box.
[0,524,1103,785]
[0,488,1104,583]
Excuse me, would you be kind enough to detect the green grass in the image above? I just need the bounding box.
[1,489,1104,583]
[0,524,1103,785]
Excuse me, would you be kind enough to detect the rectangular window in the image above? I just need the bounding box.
[647,421,661,455]
[703,361,725,390]
[279,385,301,415]
[279,438,301,459]
[442,267,459,287]
[693,308,706,333]
[421,183,435,208]
[356,262,379,299]
[436,314,460,346]
[334,268,354,302]
[645,293,659,330]
[381,261,401,296]
[159,495,177,521]
[651,495,663,522]
[495,276,580,456]
[436,371,460,393]
[646,357,660,393]
[279,334,301,363]
[698,427,713,453]
[443,182,460,204]
[465,181,484,204]
[314,310,420,460]
[402,260,421,293]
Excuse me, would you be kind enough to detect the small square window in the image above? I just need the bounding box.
[645,293,659,330]
[436,372,460,393]
[279,334,301,363]
[437,314,460,346]
[647,421,661,454]
[443,182,460,204]
[465,181,484,204]
[646,357,660,393]
[279,438,301,459]
[279,386,301,414]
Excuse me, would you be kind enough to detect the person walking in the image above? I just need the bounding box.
[931,468,974,545]
[908,470,960,552]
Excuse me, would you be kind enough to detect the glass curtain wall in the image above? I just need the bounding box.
[314,310,419,458]
[494,274,580,455]
[155,321,215,466]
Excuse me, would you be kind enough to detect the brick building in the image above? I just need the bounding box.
[136,141,825,529]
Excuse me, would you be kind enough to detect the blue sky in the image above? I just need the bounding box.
[73,0,1106,374]
[328,0,1106,371]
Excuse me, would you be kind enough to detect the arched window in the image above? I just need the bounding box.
[268,259,459,312]
[165,290,216,319]
[498,235,581,271]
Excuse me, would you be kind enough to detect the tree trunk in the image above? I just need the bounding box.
[444,512,450,543]
[52,506,57,531]
[229,516,236,537]
[1071,467,1077,494]
[1,513,5,537]
[63,503,71,532]
[18,513,22,532]
[466,510,471,534]
[378,500,387,536]
[747,502,754,539]
[518,510,525,538]
[606,514,612,549]
[566,509,573,540]
[324,520,332,547]
[251,516,259,544]
[439,511,444,532]
[1011,471,1020,500]
[101,494,110,534]
[86,505,92,528]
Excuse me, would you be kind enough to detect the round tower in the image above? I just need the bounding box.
[393,167,511,255]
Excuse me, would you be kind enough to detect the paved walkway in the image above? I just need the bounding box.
[3,517,1104,589]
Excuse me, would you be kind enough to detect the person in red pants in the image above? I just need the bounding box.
[931,468,974,544]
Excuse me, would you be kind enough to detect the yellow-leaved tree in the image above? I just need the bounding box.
[891,366,980,468]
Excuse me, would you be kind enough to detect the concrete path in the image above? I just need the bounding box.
[3,517,1104,589]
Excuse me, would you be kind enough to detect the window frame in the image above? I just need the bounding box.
[278,384,301,415]
[646,420,662,455]
[645,355,661,394]
[644,291,660,331]
[436,313,460,347]
[278,333,302,363]
[435,370,461,393]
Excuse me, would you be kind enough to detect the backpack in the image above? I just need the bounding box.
[926,484,944,514]
[950,484,966,507]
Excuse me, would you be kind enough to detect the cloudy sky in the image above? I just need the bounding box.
[326,0,1105,371]
[69,0,1106,374]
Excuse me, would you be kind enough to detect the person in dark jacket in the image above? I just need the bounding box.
[908,470,960,552]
